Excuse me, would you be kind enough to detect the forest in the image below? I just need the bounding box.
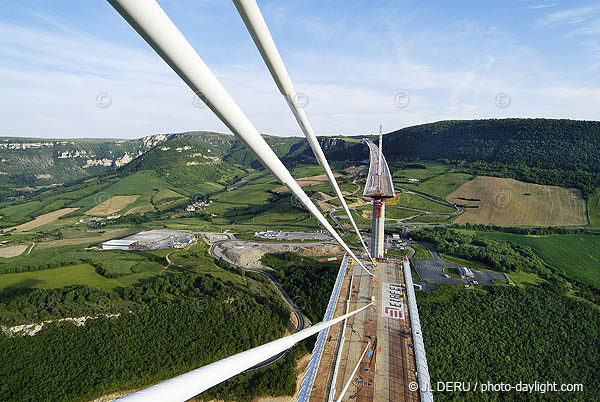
[410,227,548,275]
[386,119,600,195]
[417,286,600,402]
[318,119,600,195]
[0,271,297,402]
[262,252,340,323]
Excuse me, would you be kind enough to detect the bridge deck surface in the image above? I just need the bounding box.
[363,141,395,198]
[309,260,418,402]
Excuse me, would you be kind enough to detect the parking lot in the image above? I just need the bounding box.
[411,245,507,288]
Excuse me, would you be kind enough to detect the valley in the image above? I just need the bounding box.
[0,119,599,401]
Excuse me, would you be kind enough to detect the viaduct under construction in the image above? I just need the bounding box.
[105,0,433,401]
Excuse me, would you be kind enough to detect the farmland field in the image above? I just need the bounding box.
[392,162,451,181]
[467,231,600,288]
[387,193,456,213]
[3,208,79,232]
[401,172,473,199]
[0,258,165,293]
[85,195,139,216]
[589,188,600,227]
[73,171,177,211]
[273,173,343,193]
[0,264,120,292]
[404,214,455,223]
[0,245,28,258]
[35,228,141,249]
[447,176,588,226]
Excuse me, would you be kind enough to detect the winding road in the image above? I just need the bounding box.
[209,238,308,372]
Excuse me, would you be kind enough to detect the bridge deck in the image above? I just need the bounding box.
[308,261,418,402]
[363,140,395,198]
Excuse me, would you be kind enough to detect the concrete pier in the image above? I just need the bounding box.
[371,200,386,259]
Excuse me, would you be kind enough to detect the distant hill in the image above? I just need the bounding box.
[0,134,167,187]
[2,118,599,192]
[384,119,600,173]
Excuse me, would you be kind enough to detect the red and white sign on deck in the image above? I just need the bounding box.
[382,282,405,320]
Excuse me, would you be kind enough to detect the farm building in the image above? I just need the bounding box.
[100,239,136,250]
[100,229,196,251]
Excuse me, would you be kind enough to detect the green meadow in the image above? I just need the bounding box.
[464,230,600,288]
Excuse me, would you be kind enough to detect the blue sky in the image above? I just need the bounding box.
[0,0,599,138]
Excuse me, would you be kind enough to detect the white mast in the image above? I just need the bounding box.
[106,0,372,276]
[117,303,374,401]
[232,0,372,261]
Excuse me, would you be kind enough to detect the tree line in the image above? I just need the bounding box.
[417,286,600,402]
[0,271,299,402]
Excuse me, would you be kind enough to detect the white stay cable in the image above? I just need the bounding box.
[106,0,373,277]
[335,340,372,402]
[117,303,373,401]
[232,0,373,261]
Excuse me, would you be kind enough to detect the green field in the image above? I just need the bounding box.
[392,162,451,181]
[412,243,433,259]
[0,260,165,292]
[388,193,456,213]
[384,207,423,220]
[589,188,600,226]
[73,171,179,211]
[0,171,185,228]
[204,174,318,228]
[0,264,122,293]
[506,271,547,287]
[404,213,456,223]
[465,230,600,288]
[0,178,114,227]
[402,172,474,199]
[444,267,462,279]
[169,243,246,284]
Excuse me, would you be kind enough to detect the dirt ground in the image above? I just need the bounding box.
[4,207,79,232]
[447,176,588,226]
[85,195,139,216]
[274,173,343,193]
[314,199,336,212]
[215,241,342,269]
[0,244,28,258]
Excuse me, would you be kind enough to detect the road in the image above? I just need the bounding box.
[209,238,308,372]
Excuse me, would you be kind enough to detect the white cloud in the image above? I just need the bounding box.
[528,4,558,10]
[0,5,598,140]
[540,6,600,26]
